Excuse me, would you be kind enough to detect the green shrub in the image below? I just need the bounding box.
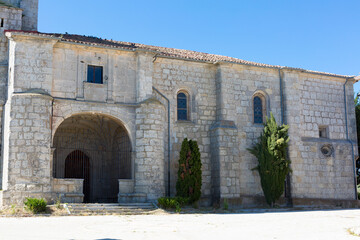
[248,112,291,207]
[176,138,202,203]
[223,199,229,210]
[24,198,47,214]
[157,197,189,211]
[357,185,360,199]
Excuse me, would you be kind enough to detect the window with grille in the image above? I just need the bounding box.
[87,65,103,84]
[253,96,263,124]
[177,92,188,121]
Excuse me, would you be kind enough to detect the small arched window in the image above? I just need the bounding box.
[177,92,188,120]
[253,96,263,124]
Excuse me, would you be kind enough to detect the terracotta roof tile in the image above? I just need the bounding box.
[4,30,355,79]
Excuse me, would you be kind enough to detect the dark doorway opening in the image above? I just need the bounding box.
[65,150,90,203]
[53,114,132,203]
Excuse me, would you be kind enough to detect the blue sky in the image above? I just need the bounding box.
[38,0,360,93]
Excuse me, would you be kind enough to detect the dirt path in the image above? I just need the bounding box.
[0,209,360,240]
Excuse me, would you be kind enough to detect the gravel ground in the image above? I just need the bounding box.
[0,209,360,240]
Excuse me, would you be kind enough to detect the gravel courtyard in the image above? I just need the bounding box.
[0,209,360,240]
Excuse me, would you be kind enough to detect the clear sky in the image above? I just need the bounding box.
[38,0,360,93]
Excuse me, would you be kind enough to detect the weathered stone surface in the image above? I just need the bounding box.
[0,2,357,207]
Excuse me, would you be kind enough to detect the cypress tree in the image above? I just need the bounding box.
[176,138,202,203]
[248,112,291,207]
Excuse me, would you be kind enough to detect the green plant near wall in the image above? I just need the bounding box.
[248,112,291,207]
[176,138,202,203]
[24,198,47,214]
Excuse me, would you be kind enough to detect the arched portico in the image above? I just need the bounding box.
[52,113,132,203]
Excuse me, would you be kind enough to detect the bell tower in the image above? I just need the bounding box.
[0,0,38,31]
[20,0,38,31]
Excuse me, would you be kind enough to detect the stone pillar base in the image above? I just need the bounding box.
[118,193,147,203]
[0,190,54,206]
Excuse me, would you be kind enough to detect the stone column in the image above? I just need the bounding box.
[211,64,240,205]
[1,93,53,205]
[20,0,39,31]
[136,52,154,102]
[1,32,56,206]
[134,99,166,201]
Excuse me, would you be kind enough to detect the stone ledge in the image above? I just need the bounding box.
[210,120,237,130]
[292,197,360,208]
[301,137,356,144]
[118,193,147,203]
[217,196,360,209]
[63,193,84,198]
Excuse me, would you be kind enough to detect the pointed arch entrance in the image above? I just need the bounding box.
[53,113,132,203]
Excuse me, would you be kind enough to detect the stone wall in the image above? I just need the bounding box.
[0,6,22,62]
[134,99,166,200]
[52,43,137,103]
[284,70,357,200]
[1,0,21,7]
[1,93,53,205]
[0,5,22,189]
[0,0,38,31]
[19,0,38,31]
[1,31,357,206]
[219,65,282,197]
[210,122,240,202]
[6,34,56,94]
[152,58,216,202]
[53,178,83,203]
[0,5,22,101]
[152,60,283,202]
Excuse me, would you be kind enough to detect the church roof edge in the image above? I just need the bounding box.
[4,30,355,80]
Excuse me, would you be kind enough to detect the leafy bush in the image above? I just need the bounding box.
[357,185,360,199]
[248,112,291,207]
[157,197,189,208]
[176,138,202,203]
[157,197,189,212]
[24,198,47,214]
[223,199,229,210]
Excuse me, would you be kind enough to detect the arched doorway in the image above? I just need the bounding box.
[64,150,90,203]
[53,114,132,203]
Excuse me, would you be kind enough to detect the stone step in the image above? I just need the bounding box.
[66,203,156,214]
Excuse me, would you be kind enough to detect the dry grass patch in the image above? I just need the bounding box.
[0,205,69,217]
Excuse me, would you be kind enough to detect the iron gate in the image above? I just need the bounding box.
[53,114,132,203]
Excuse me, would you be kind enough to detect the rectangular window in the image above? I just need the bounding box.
[1,18,4,28]
[87,65,103,84]
[319,126,328,138]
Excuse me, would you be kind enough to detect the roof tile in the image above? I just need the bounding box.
[4,30,354,79]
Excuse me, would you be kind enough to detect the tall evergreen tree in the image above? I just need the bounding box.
[248,112,291,207]
[176,138,202,203]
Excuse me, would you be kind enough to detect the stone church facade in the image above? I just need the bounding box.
[0,0,358,206]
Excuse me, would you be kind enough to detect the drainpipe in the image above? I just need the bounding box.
[279,68,293,206]
[152,87,171,197]
[343,78,358,200]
